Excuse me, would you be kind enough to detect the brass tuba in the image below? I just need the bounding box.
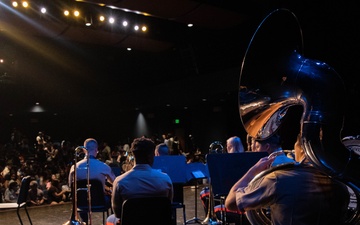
[238,8,360,225]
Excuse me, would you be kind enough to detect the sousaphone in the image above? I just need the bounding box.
[238,8,360,224]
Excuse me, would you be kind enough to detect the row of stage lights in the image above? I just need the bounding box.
[8,0,148,32]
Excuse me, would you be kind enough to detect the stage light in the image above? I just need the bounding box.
[74,10,80,17]
[122,21,128,27]
[40,7,46,14]
[134,25,139,31]
[85,16,92,26]
[64,10,70,16]
[22,1,28,8]
[109,17,115,24]
[99,15,105,22]
[141,26,147,32]
[12,1,18,7]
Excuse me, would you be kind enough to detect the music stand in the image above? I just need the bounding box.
[185,162,209,224]
[153,156,188,224]
[206,152,268,224]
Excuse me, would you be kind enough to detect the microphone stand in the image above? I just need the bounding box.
[63,148,85,225]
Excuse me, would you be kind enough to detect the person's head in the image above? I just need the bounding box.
[30,180,38,190]
[253,134,281,154]
[84,138,98,156]
[155,143,170,156]
[226,136,244,153]
[8,181,19,191]
[131,137,156,165]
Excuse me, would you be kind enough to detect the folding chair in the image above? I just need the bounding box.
[76,179,112,225]
[120,196,172,225]
[0,175,32,225]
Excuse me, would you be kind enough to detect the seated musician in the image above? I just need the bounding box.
[106,137,173,225]
[68,138,116,225]
[201,134,295,224]
[225,133,350,225]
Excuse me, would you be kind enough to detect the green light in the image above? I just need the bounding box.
[174,119,180,124]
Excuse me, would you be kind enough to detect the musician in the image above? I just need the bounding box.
[68,138,116,225]
[106,137,173,225]
[225,134,350,225]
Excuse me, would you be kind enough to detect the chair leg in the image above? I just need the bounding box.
[182,205,187,225]
[24,207,33,225]
[17,208,24,225]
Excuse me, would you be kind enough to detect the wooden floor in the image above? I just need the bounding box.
[0,184,211,225]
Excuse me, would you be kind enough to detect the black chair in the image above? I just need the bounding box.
[76,179,111,225]
[0,175,32,225]
[120,196,172,225]
[172,183,187,225]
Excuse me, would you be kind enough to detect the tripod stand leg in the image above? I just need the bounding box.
[186,181,203,224]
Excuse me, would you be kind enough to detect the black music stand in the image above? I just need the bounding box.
[206,152,268,225]
[153,155,188,224]
[185,162,209,224]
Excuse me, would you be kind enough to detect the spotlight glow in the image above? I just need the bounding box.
[74,10,80,17]
[40,7,46,14]
[22,1,28,8]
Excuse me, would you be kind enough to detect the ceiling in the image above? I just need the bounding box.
[1,0,360,138]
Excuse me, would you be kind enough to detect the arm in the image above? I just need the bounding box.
[225,156,274,211]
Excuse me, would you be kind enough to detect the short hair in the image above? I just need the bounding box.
[84,138,98,154]
[131,137,155,153]
[256,134,281,147]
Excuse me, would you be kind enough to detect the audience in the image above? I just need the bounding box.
[28,180,45,206]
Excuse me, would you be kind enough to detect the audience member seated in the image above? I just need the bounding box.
[106,137,173,225]
[28,180,45,206]
[46,179,68,205]
[4,180,19,203]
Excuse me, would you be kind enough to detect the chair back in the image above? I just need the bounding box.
[121,197,172,225]
[77,179,109,210]
[17,175,31,205]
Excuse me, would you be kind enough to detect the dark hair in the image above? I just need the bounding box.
[131,137,155,152]
[257,134,281,147]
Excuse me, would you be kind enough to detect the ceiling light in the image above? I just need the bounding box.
[12,1,18,7]
[109,17,115,24]
[40,7,46,14]
[74,10,80,17]
[22,1,29,8]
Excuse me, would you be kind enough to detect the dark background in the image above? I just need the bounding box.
[0,0,359,151]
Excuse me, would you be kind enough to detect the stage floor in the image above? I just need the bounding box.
[0,184,209,225]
